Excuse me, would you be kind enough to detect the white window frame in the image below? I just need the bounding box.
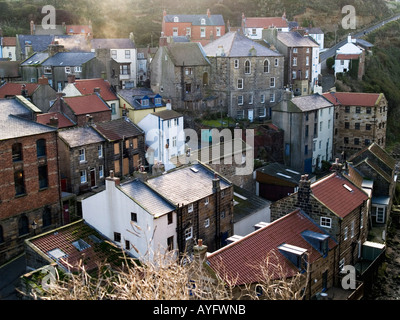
[344,227,348,241]
[65,66,71,74]
[80,170,87,184]
[44,66,52,74]
[79,148,85,162]
[244,60,251,74]
[320,216,332,228]
[125,50,131,59]
[261,94,265,104]
[234,59,239,68]
[204,218,210,228]
[200,27,206,37]
[216,27,221,37]
[293,57,297,66]
[270,77,275,88]
[264,59,270,73]
[99,165,104,179]
[238,95,243,105]
[270,93,275,103]
[98,145,103,158]
[74,66,82,73]
[237,78,243,89]
[185,226,193,240]
[111,50,117,59]
[274,58,279,67]
[204,197,209,205]
[351,220,355,238]
[188,203,193,213]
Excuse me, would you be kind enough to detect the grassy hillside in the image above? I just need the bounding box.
[0,0,394,46]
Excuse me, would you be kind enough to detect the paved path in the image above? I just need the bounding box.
[0,254,26,300]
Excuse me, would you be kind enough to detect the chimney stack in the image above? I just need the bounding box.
[21,84,28,97]
[30,21,35,35]
[212,173,221,193]
[48,116,59,127]
[193,239,208,262]
[67,74,76,84]
[38,75,49,85]
[106,170,120,187]
[296,174,312,213]
[159,32,168,47]
[207,8,211,18]
[331,158,343,174]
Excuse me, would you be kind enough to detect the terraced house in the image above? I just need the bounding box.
[0,96,61,265]
[203,31,284,121]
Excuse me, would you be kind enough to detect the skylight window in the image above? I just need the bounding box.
[343,184,353,192]
[72,239,91,251]
[285,169,300,175]
[277,172,292,179]
[48,248,68,260]
[190,167,199,173]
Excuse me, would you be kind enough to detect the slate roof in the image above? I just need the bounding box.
[256,162,304,186]
[0,82,39,98]
[233,185,270,223]
[167,42,210,66]
[322,92,382,107]
[42,52,95,67]
[72,78,118,101]
[349,142,396,171]
[20,52,49,66]
[164,14,225,26]
[274,93,333,113]
[0,97,56,140]
[146,163,231,206]
[277,31,319,47]
[36,112,75,129]
[92,117,144,142]
[118,89,165,110]
[311,173,368,219]
[243,17,288,29]
[91,38,135,49]
[151,109,182,120]
[203,31,282,57]
[17,35,54,53]
[63,93,111,115]
[207,209,336,285]
[58,126,105,148]
[119,179,175,218]
[0,61,20,78]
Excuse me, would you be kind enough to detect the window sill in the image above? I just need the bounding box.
[15,193,27,199]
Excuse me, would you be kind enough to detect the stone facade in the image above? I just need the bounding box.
[0,131,61,264]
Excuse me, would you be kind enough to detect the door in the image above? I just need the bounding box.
[248,109,254,122]
[322,270,328,292]
[63,202,70,225]
[90,169,96,188]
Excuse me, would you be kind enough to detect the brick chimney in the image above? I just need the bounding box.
[21,84,28,97]
[93,87,101,94]
[159,32,168,47]
[193,239,208,262]
[331,158,343,174]
[67,74,76,84]
[296,174,312,213]
[30,21,35,35]
[212,173,221,193]
[38,75,49,85]
[48,116,59,127]
[48,42,66,57]
[207,8,211,18]
[106,170,120,187]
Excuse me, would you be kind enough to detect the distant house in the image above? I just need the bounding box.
[203,31,284,120]
[162,9,225,46]
[255,162,316,202]
[136,46,157,87]
[66,25,93,38]
[49,92,111,126]
[36,112,75,129]
[20,52,50,84]
[0,60,20,82]
[322,91,388,157]
[0,96,61,265]
[57,126,106,194]
[207,208,337,299]
[137,109,184,172]
[91,37,137,90]
[334,35,365,80]
[117,88,166,124]
[242,13,289,40]
[1,37,17,60]
[91,118,146,178]
[272,92,334,173]
[151,41,212,112]
[63,75,120,120]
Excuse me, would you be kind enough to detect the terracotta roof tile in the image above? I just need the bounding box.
[207,209,336,285]
[73,78,118,101]
[36,112,75,129]
[244,17,288,29]
[311,173,368,218]
[323,92,381,107]
[336,53,361,60]
[63,93,111,115]
[0,83,39,98]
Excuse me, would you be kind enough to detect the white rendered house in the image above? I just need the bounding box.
[137,107,185,172]
[334,35,363,77]
[312,103,334,170]
[82,172,177,261]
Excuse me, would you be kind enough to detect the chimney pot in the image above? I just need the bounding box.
[67,74,76,83]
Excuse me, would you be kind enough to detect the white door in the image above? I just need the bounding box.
[248,109,254,122]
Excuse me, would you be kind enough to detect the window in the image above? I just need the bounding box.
[172,136,177,147]
[120,64,130,75]
[339,258,345,271]
[270,77,275,88]
[14,170,25,196]
[65,66,71,74]
[354,138,360,145]
[204,197,209,205]
[305,125,309,137]
[365,139,371,146]
[44,66,52,74]
[43,208,52,227]
[111,103,116,115]
[356,107,361,113]
[167,236,174,250]
[306,56,309,66]
[99,165,104,179]
[18,215,29,236]
[366,107,371,114]
[12,143,22,162]
[98,145,103,158]
[234,59,239,68]
[204,218,210,228]
[237,78,243,89]
[173,16,179,22]
[238,95,243,105]
[185,83,191,93]
[264,60,269,73]
[185,226,193,240]
[200,28,206,37]
[80,170,87,184]
[74,66,82,73]
[38,165,48,189]
[293,48,298,53]
[344,137,349,144]
[345,122,350,129]
[131,212,137,223]
[114,232,121,242]
[261,94,265,104]
[292,71,296,79]
[221,211,226,219]
[351,220,355,238]
[114,142,120,155]
[125,240,130,250]
[344,227,348,240]
[201,18,206,25]
[320,217,332,228]
[355,123,360,130]
[188,203,193,213]
[245,60,251,74]
[79,149,85,162]
[216,27,221,37]
[345,106,350,113]
[259,107,266,117]
[111,50,117,59]
[293,57,297,66]
[274,58,279,67]
[125,50,131,59]
[185,67,193,75]
[36,139,46,158]
[320,121,323,132]
[249,94,253,104]
[270,93,275,103]
[304,145,308,155]
[168,212,173,225]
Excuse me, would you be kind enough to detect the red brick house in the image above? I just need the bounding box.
[48,92,111,126]
[162,9,225,46]
[0,97,61,264]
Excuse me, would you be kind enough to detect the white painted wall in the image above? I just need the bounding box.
[111,48,137,88]
[233,206,271,236]
[312,105,334,169]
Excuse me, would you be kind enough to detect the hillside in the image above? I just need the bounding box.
[0,0,395,46]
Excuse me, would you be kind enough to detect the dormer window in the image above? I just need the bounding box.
[302,230,329,257]
[141,98,149,107]
[201,18,206,25]
[278,243,308,271]
[174,16,179,22]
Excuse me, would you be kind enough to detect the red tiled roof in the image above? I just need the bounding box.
[63,93,111,115]
[36,112,75,129]
[73,78,118,101]
[207,209,336,285]
[66,25,91,34]
[3,37,16,46]
[245,17,288,29]
[0,83,39,98]
[311,173,368,218]
[336,53,360,60]
[322,92,381,107]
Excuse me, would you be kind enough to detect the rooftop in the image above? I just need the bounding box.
[207,209,336,285]
[151,109,182,120]
[91,38,135,49]
[166,42,210,66]
[146,163,231,206]
[233,184,270,223]
[63,93,111,115]
[36,112,75,129]
[72,78,118,101]
[244,17,288,29]
[0,82,39,98]
[92,117,144,142]
[58,126,105,148]
[256,162,305,186]
[164,12,225,26]
[42,52,95,67]
[277,31,319,48]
